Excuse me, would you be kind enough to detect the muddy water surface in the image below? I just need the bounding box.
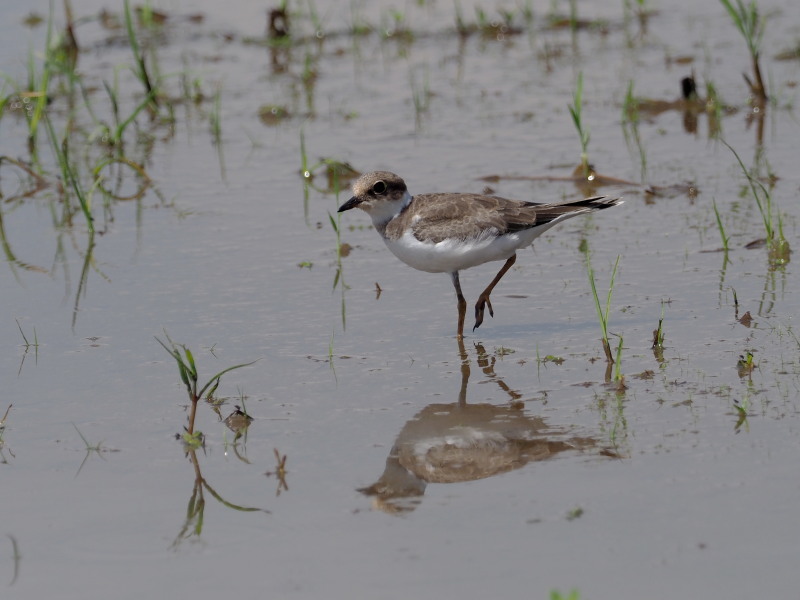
[1,1,799,598]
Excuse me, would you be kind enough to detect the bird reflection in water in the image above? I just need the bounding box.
[359,341,611,514]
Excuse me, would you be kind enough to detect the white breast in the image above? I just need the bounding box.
[384,229,539,273]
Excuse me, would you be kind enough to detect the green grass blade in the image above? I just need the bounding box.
[587,263,608,340]
[196,360,260,399]
[721,139,772,240]
[42,113,94,233]
[712,199,729,251]
[603,255,621,327]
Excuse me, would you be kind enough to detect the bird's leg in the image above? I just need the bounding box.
[450,271,467,340]
[474,254,516,331]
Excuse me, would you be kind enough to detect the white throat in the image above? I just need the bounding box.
[368,190,412,229]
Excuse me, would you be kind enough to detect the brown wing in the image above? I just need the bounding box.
[399,193,541,243]
[390,193,619,244]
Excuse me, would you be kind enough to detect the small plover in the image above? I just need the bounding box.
[338,171,622,339]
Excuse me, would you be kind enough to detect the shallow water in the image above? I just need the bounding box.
[2,1,799,598]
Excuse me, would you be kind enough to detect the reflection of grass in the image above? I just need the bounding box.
[621,81,647,183]
[410,65,431,128]
[265,448,290,496]
[72,422,117,477]
[733,397,749,432]
[210,84,225,178]
[171,448,268,549]
[6,534,21,586]
[16,319,39,374]
[15,319,39,354]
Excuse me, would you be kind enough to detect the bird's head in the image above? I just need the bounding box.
[338,171,410,219]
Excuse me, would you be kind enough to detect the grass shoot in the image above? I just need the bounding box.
[568,72,592,179]
[613,334,625,385]
[711,199,730,253]
[586,254,621,364]
[156,331,257,437]
[722,140,789,264]
[0,405,11,448]
[652,303,666,349]
[719,0,767,104]
[42,113,96,233]
[123,0,159,111]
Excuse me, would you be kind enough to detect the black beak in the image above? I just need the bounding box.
[337,196,361,212]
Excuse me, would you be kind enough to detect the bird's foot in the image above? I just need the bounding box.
[473,295,494,331]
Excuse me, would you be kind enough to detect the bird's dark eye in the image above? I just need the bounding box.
[372,181,387,195]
